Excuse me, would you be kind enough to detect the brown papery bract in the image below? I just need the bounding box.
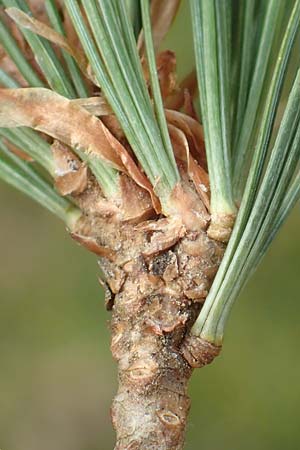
[0,87,160,212]
[165,69,198,111]
[166,109,207,170]
[168,124,210,210]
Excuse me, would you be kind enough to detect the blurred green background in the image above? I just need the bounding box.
[1,2,300,450]
[1,178,300,450]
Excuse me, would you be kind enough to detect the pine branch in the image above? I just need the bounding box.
[0,0,298,346]
[0,2,300,447]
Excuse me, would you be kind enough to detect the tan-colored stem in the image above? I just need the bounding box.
[110,289,193,450]
[72,198,224,449]
[100,229,223,449]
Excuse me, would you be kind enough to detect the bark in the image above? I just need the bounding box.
[72,181,224,450]
[107,227,223,449]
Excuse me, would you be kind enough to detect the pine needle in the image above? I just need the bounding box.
[0,138,80,225]
[66,0,180,201]
[44,0,89,98]
[190,0,236,225]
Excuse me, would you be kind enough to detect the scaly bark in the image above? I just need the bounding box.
[0,3,232,448]
[72,196,224,449]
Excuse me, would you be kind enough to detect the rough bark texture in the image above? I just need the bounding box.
[72,197,224,450]
[110,233,223,450]
[1,3,229,448]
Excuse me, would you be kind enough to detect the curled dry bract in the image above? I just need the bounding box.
[0,87,160,211]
